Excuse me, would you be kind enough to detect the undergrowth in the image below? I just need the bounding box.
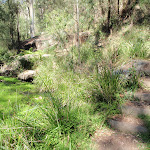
[0,24,149,149]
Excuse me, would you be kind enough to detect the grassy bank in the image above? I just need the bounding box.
[0,76,38,120]
[0,65,123,149]
[0,24,149,149]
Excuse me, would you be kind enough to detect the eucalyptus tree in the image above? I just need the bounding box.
[26,0,35,38]
[0,0,20,49]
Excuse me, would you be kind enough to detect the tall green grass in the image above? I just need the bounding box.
[0,76,38,120]
[97,65,123,104]
[0,24,149,149]
[0,76,43,149]
[104,25,150,64]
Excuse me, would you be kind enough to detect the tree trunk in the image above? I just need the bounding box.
[17,10,20,50]
[107,0,111,33]
[30,0,35,38]
[28,0,35,38]
[75,0,80,64]
[99,0,105,15]
[121,0,138,19]
[118,0,119,15]
[8,0,14,47]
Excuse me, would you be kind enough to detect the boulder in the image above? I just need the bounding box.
[122,102,150,116]
[140,77,150,90]
[108,115,147,133]
[18,70,36,81]
[0,54,38,77]
[20,34,57,51]
[0,61,20,77]
[134,92,150,102]
[120,60,150,76]
[93,129,144,150]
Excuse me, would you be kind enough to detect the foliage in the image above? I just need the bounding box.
[44,9,74,48]
[0,0,20,49]
[0,46,16,63]
[0,0,150,149]
[0,75,103,149]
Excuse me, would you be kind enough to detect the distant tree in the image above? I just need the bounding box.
[16,4,20,50]
[26,0,35,38]
[0,0,19,48]
[7,0,16,46]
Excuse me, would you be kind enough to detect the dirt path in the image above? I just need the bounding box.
[92,59,150,150]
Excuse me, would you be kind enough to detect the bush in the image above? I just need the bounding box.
[0,47,16,63]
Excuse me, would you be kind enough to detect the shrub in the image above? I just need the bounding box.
[0,47,16,63]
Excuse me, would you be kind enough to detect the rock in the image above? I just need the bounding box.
[108,116,147,133]
[42,54,51,58]
[124,91,150,102]
[93,128,144,150]
[20,34,57,51]
[140,77,150,90]
[0,69,18,77]
[134,92,150,102]
[34,96,43,100]
[0,54,36,77]
[18,70,36,81]
[122,102,150,116]
[135,60,150,76]
[0,61,20,77]
[109,119,147,133]
[120,60,150,77]
[18,54,40,60]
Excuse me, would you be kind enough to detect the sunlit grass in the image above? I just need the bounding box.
[0,23,149,149]
[0,74,104,149]
[103,25,150,66]
[0,76,40,120]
